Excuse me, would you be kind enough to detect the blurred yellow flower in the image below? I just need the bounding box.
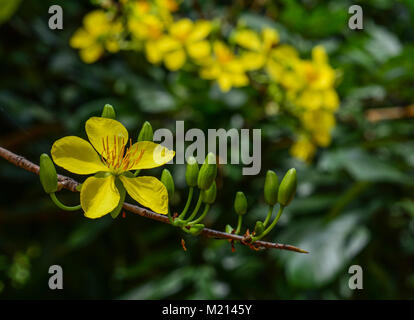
[290,135,316,163]
[51,117,175,218]
[294,46,339,111]
[267,45,303,91]
[302,109,336,147]
[235,28,280,72]
[200,41,249,92]
[152,18,212,70]
[70,10,122,63]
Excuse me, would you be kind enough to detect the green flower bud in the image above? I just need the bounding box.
[225,224,234,234]
[264,170,279,206]
[185,156,199,187]
[101,104,116,119]
[278,168,297,206]
[197,152,217,190]
[137,121,153,142]
[202,181,217,204]
[234,191,247,215]
[254,221,264,236]
[39,153,58,194]
[188,223,204,236]
[161,169,174,201]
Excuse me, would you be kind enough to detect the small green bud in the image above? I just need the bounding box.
[101,104,116,119]
[264,170,279,206]
[278,168,297,206]
[188,223,205,236]
[161,169,174,201]
[225,224,234,234]
[202,181,217,204]
[234,191,247,215]
[197,152,217,190]
[137,121,153,142]
[185,156,199,187]
[254,221,264,236]
[39,153,58,194]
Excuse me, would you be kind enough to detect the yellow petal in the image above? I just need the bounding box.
[164,49,186,71]
[169,18,193,40]
[128,141,175,170]
[70,29,94,49]
[262,28,279,51]
[81,175,120,219]
[230,72,249,87]
[312,45,328,65]
[217,75,232,92]
[200,64,220,79]
[234,29,261,51]
[145,41,163,64]
[84,10,110,36]
[79,44,104,64]
[51,136,109,174]
[187,40,211,60]
[324,89,340,111]
[214,41,235,64]
[188,20,211,41]
[157,35,182,52]
[290,136,316,162]
[119,175,168,214]
[85,117,129,157]
[240,52,265,70]
[105,39,120,53]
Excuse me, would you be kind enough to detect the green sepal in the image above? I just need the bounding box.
[188,223,204,236]
[172,218,186,227]
[254,221,264,236]
[101,104,116,119]
[278,168,297,206]
[121,171,135,178]
[39,153,58,194]
[94,171,112,179]
[197,152,217,190]
[225,224,234,234]
[110,178,126,219]
[137,121,153,142]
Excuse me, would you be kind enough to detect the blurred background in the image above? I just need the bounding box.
[1,0,414,299]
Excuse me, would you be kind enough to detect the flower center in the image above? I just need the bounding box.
[100,136,144,173]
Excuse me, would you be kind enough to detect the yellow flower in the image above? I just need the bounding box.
[51,117,175,218]
[301,109,335,147]
[267,45,304,91]
[128,13,167,64]
[152,18,212,71]
[200,41,249,92]
[235,28,280,71]
[299,45,336,90]
[70,10,122,63]
[290,135,316,163]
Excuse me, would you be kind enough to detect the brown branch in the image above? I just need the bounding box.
[366,105,414,122]
[0,146,308,254]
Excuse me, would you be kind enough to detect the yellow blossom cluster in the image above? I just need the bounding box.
[70,0,339,162]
